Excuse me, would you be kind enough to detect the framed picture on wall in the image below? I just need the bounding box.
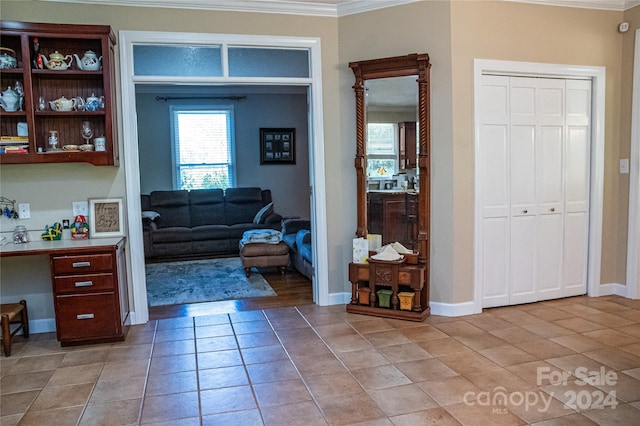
[89,198,124,238]
[260,128,295,164]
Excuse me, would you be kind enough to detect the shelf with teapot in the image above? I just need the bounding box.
[1,20,118,166]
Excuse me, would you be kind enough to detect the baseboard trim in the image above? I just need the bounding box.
[430,301,478,317]
[28,318,56,334]
[598,282,628,297]
[328,291,351,305]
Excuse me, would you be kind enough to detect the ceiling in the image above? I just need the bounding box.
[40,0,640,17]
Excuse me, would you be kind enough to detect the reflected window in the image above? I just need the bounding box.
[367,123,397,177]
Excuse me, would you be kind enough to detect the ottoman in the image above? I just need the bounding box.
[239,240,290,277]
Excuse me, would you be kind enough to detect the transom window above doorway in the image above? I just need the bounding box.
[133,45,310,78]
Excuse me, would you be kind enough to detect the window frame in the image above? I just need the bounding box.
[366,122,398,177]
[169,104,237,190]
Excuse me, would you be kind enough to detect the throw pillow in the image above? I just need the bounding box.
[253,202,274,224]
[142,211,161,221]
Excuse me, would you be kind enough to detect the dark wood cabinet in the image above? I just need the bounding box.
[398,121,416,170]
[367,191,419,251]
[50,239,128,346]
[0,21,118,166]
[347,260,430,321]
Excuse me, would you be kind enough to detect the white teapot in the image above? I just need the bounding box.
[49,96,76,112]
[73,50,102,71]
[40,51,73,71]
[0,86,20,112]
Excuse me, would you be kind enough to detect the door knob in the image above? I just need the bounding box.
[550,208,555,212]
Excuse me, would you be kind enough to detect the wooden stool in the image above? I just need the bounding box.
[1,300,29,357]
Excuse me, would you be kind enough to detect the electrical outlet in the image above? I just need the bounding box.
[73,201,89,217]
[620,159,630,174]
[18,203,30,219]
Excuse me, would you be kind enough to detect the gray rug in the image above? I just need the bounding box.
[146,257,277,307]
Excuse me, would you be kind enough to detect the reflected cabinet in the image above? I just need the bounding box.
[347,53,431,321]
[0,20,118,166]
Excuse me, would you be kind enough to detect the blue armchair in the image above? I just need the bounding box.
[282,219,313,280]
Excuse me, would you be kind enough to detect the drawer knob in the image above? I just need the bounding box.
[76,313,95,320]
[75,281,94,287]
[72,261,91,268]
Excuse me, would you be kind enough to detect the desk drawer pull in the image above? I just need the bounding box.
[75,281,93,287]
[72,261,91,268]
[76,313,95,320]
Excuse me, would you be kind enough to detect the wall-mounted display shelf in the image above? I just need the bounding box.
[0,20,119,166]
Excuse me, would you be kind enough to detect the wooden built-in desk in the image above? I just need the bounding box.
[1,237,129,346]
[347,259,430,321]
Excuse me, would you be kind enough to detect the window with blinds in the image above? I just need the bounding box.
[366,122,397,178]
[171,106,235,190]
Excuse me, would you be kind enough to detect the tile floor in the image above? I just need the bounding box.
[2,295,640,425]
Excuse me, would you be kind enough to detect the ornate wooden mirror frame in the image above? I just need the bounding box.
[350,53,431,265]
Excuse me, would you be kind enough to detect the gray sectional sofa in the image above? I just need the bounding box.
[141,187,282,259]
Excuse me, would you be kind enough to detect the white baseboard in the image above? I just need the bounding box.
[598,282,629,297]
[28,318,56,334]
[327,291,351,305]
[430,300,478,317]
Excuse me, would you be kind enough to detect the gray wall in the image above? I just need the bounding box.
[136,87,310,219]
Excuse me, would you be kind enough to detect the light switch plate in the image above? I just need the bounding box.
[620,159,629,174]
[73,201,89,217]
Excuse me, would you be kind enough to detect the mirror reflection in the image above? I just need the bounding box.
[365,76,419,192]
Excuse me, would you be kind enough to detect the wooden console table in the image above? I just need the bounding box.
[347,260,430,321]
[1,237,129,346]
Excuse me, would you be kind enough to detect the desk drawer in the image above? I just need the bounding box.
[53,254,113,275]
[54,273,115,294]
[56,293,119,341]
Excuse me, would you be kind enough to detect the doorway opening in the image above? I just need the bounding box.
[120,31,328,325]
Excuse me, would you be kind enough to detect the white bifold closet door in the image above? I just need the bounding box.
[480,75,591,308]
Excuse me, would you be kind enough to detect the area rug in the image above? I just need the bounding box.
[146,257,277,307]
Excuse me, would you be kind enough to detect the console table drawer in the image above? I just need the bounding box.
[53,273,115,294]
[55,293,119,341]
[52,254,113,275]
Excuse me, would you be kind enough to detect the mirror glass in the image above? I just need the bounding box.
[365,75,418,190]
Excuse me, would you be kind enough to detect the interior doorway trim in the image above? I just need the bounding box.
[119,31,328,324]
[627,28,640,300]
[473,59,606,313]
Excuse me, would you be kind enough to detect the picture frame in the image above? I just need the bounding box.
[89,198,124,238]
[260,128,295,164]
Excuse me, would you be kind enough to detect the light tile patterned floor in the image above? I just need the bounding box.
[2,295,640,425]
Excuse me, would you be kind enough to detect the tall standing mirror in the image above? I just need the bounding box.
[350,53,431,265]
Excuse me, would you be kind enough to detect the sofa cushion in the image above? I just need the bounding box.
[192,224,238,240]
[225,187,264,225]
[149,190,190,228]
[283,233,297,251]
[296,229,312,263]
[152,227,192,243]
[190,189,226,226]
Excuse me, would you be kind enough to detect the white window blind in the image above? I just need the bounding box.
[171,106,235,190]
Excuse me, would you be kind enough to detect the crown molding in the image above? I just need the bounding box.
[35,0,640,17]
[508,0,639,11]
[36,0,420,17]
